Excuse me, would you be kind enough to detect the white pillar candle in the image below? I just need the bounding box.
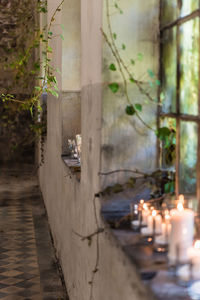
[142,210,162,235]
[155,222,172,245]
[141,203,149,226]
[154,213,162,235]
[168,202,194,264]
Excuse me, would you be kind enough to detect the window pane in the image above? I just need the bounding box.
[180,121,197,194]
[179,0,199,17]
[161,118,176,169]
[161,0,178,27]
[161,28,177,113]
[180,18,199,116]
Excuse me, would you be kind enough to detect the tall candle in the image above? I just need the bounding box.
[142,203,149,226]
[141,210,162,236]
[168,202,194,263]
[155,222,171,245]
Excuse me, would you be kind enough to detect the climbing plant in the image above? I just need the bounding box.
[0,0,64,162]
[102,0,176,171]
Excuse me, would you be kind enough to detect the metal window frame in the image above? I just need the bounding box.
[159,2,200,205]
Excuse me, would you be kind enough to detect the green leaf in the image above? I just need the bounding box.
[137,53,143,61]
[130,59,135,65]
[160,92,165,101]
[108,83,119,93]
[34,62,40,70]
[30,106,33,117]
[148,81,154,88]
[60,34,64,40]
[47,46,52,53]
[113,33,117,40]
[156,127,171,141]
[155,79,161,86]
[164,181,175,193]
[35,86,42,91]
[147,69,155,78]
[135,103,142,112]
[129,77,135,83]
[54,84,59,91]
[48,89,59,98]
[56,68,61,75]
[109,63,117,71]
[125,105,135,115]
[122,44,126,50]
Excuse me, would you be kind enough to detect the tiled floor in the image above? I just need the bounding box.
[0,165,68,300]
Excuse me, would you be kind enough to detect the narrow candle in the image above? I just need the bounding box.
[155,222,171,245]
[168,201,194,264]
[141,210,162,236]
[142,203,149,226]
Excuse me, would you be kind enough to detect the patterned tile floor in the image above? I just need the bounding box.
[0,165,69,300]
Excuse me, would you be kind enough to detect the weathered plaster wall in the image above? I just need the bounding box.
[39,0,159,299]
[101,0,160,187]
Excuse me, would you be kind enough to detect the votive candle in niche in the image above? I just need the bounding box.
[168,201,194,264]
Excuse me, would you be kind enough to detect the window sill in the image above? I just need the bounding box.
[61,155,81,181]
[100,187,193,300]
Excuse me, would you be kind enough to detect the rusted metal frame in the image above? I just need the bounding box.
[197,1,200,212]
[160,112,200,122]
[175,20,181,198]
[161,9,200,32]
[157,0,162,169]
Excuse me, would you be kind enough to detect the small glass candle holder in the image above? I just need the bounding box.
[130,203,140,231]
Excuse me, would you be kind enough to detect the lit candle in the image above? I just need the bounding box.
[155,222,171,245]
[179,194,184,204]
[141,210,162,236]
[142,203,149,226]
[168,201,194,263]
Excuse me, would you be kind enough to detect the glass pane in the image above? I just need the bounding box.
[161,0,178,27]
[161,118,176,169]
[180,18,199,115]
[161,28,177,113]
[180,121,197,194]
[179,0,199,17]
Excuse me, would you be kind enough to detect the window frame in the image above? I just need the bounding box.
[159,2,200,202]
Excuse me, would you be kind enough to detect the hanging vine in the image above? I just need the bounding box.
[0,0,64,163]
[101,0,176,164]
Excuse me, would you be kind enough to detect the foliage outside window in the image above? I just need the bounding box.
[160,0,200,199]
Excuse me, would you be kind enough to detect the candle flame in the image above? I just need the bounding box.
[194,240,200,249]
[150,206,154,211]
[143,203,148,211]
[152,210,157,217]
[178,194,184,204]
[177,202,184,211]
[140,199,144,205]
[165,214,170,221]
